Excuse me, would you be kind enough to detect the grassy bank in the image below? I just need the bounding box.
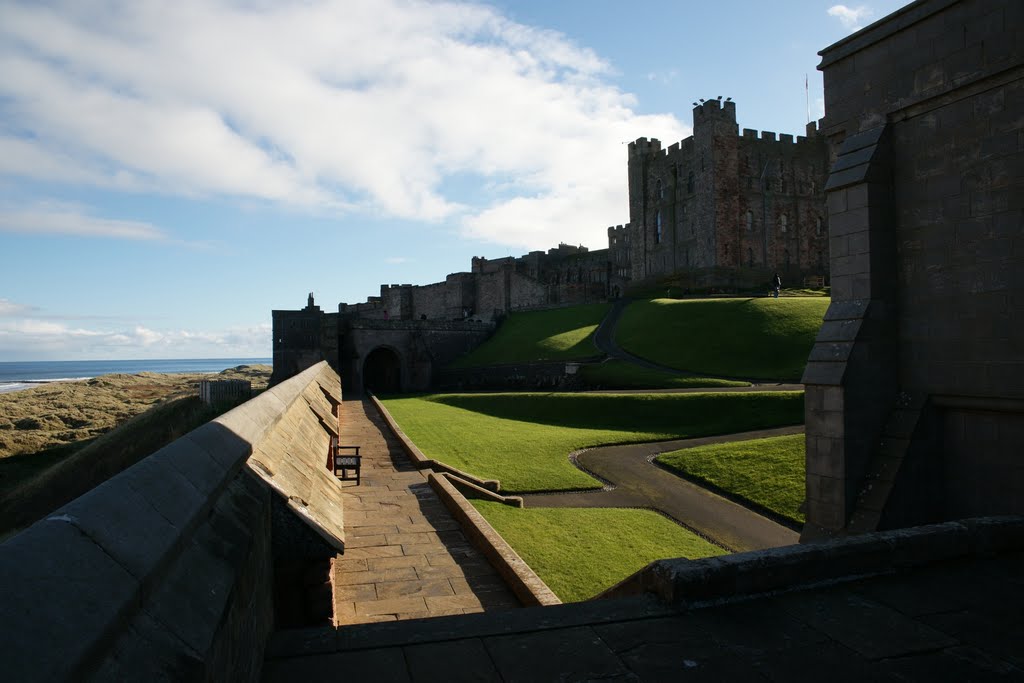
[450,304,609,367]
[381,391,804,492]
[656,433,806,525]
[577,359,749,390]
[472,501,725,602]
[615,298,828,381]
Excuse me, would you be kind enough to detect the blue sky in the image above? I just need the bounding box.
[0,0,907,360]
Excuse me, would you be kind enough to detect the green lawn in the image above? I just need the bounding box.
[577,359,749,390]
[471,501,725,602]
[381,391,804,492]
[656,433,806,525]
[450,304,609,368]
[615,297,828,381]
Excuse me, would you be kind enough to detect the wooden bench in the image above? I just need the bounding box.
[330,436,362,485]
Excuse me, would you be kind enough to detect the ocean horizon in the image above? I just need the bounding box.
[0,358,273,394]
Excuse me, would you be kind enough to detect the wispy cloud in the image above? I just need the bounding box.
[0,315,271,360]
[0,202,168,240]
[0,298,36,317]
[646,69,678,85]
[384,256,411,265]
[827,4,874,31]
[0,0,688,250]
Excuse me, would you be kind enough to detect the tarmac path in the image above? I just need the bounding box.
[519,425,804,553]
[558,299,803,550]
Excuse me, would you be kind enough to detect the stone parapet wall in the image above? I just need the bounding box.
[0,362,339,681]
[601,516,1024,606]
[435,359,597,392]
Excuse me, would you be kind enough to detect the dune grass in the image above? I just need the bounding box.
[381,391,804,492]
[577,359,749,390]
[449,304,609,368]
[657,433,806,525]
[472,501,725,602]
[614,297,828,381]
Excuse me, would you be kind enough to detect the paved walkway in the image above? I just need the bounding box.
[266,549,1024,681]
[521,426,803,552]
[332,399,519,625]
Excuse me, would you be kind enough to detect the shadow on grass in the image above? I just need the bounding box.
[424,392,804,434]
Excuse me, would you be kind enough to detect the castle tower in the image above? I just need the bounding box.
[625,99,830,291]
[627,137,662,281]
[693,99,741,271]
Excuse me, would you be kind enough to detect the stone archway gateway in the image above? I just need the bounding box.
[363,347,401,393]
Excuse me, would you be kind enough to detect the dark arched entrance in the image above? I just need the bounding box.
[363,347,401,394]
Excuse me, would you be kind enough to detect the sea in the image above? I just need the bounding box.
[0,358,273,395]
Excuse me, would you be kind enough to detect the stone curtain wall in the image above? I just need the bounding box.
[0,362,341,681]
[804,0,1023,538]
[340,319,495,394]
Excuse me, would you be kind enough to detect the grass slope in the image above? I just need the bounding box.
[615,298,828,381]
[578,360,749,390]
[450,304,609,368]
[382,391,804,492]
[657,433,806,525]
[472,501,725,602]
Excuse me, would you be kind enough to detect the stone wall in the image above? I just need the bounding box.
[0,362,342,680]
[803,0,1023,538]
[338,319,495,394]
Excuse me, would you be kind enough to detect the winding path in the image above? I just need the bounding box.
[520,426,802,552]
[522,302,804,551]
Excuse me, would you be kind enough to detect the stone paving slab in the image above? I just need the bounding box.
[265,552,1024,682]
[331,399,519,625]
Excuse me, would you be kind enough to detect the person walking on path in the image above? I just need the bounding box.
[772,273,782,298]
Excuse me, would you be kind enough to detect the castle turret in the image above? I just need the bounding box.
[627,138,663,280]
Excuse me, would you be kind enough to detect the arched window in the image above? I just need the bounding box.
[746,210,754,231]
[655,211,662,244]
[780,214,788,233]
[815,217,822,236]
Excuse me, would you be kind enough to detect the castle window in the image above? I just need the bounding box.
[780,214,788,233]
[784,249,791,268]
[746,211,753,231]
[655,211,662,244]
[656,179,664,200]
[701,155,705,171]
[780,179,786,193]
[748,247,754,267]
[687,172,694,193]
[816,217,822,236]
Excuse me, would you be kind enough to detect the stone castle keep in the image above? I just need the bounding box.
[629,100,831,288]
[272,101,832,392]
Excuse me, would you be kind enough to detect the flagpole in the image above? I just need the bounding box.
[805,74,811,124]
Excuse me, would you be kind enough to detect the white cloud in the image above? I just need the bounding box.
[827,5,874,31]
[0,0,688,250]
[0,201,168,240]
[385,257,411,265]
[0,298,35,317]
[0,315,271,360]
